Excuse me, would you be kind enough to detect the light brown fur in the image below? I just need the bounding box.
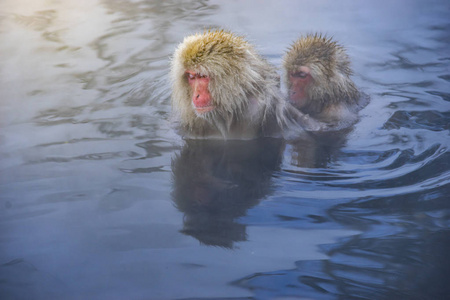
[283,34,363,127]
[171,30,294,139]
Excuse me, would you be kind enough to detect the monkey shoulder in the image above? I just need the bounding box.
[315,92,370,131]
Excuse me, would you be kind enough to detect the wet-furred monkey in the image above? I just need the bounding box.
[283,34,369,131]
[170,30,296,139]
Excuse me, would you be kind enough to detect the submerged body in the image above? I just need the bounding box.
[283,34,369,130]
[170,30,297,139]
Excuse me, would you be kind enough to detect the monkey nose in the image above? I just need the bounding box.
[196,94,200,99]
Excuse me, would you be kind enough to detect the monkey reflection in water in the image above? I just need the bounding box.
[283,34,370,166]
[171,138,283,248]
[169,31,368,246]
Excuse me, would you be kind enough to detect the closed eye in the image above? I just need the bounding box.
[186,73,208,80]
[291,71,308,78]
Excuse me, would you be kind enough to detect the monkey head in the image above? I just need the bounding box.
[283,34,359,115]
[170,30,275,132]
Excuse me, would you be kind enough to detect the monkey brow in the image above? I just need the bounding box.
[194,72,208,78]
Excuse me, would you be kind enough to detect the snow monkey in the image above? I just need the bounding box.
[170,29,298,139]
[283,34,368,130]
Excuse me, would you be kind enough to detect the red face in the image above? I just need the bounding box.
[186,71,214,114]
[288,66,312,109]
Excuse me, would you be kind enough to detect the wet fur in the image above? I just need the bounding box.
[171,30,294,139]
[283,34,363,125]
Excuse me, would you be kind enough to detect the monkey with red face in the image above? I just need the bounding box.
[170,30,298,139]
[170,31,366,138]
[283,34,368,130]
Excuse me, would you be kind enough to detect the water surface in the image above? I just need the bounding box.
[1,0,449,299]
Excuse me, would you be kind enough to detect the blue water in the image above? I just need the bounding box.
[0,0,449,299]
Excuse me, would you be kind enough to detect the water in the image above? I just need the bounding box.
[0,0,449,299]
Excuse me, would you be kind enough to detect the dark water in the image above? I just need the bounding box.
[1,0,449,299]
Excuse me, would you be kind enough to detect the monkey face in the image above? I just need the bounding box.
[288,66,313,109]
[185,71,215,115]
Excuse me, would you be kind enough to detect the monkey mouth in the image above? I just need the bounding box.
[195,106,215,114]
[289,92,308,109]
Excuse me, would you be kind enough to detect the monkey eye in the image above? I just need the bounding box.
[186,72,195,80]
[291,71,308,78]
[186,72,208,80]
